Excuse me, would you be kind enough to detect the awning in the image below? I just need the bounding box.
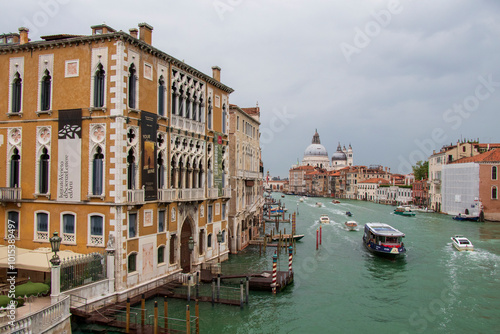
[0,246,82,272]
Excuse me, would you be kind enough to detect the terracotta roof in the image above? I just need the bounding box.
[40,34,84,41]
[358,178,390,184]
[290,165,315,171]
[241,107,260,116]
[451,148,500,164]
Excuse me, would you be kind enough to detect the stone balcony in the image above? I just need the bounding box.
[171,115,205,135]
[0,187,22,202]
[178,188,204,201]
[126,187,145,204]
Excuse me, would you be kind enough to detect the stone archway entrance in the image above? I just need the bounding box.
[180,219,193,273]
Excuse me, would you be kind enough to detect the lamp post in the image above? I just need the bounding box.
[49,231,62,304]
[216,231,222,264]
[188,236,195,273]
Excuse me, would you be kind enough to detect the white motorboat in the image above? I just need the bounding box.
[316,202,323,207]
[320,214,330,224]
[345,221,358,231]
[451,235,474,251]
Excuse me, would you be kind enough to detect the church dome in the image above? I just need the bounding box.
[304,143,328,157]
[332,143,347,161]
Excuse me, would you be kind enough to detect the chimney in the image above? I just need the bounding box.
[19,27,29,45]
[138,23,153,45]
[212,66,221,82]
[129,28,138,39]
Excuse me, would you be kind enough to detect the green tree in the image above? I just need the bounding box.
[412,160,429,180]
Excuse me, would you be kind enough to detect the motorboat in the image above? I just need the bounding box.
[452,213,479,222]
[320,215,330,224]
[332,199,340,204]
[299,197,305,202]
[271,234,305,242]
[345,221,357,231]
[316,202,323,207]
[362,223,406,256]
[346,211,353,217]
[394,206,416,217]
[451,235,474,251]
[410,206,434,213]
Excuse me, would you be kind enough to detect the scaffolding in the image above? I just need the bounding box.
[442,163,480,216]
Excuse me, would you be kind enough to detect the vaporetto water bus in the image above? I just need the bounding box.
[362,223,406,256]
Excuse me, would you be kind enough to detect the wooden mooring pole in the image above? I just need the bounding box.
[126,297,130,333]
[320,224,322,245]
[316,229,319,250]
[196,299,200,334]
[154,301,158,334]
[186,305,191,334]
[272,252,278,294]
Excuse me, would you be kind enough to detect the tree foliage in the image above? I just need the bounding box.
[412,160,429,180]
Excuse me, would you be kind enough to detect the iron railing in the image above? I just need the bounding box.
[61,252,106,292]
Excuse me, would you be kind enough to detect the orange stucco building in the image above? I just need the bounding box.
[0,23,233,292]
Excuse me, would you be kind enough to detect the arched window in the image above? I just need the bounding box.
[10,148,20,188]
[493,186,498,200]
[493,166,498,180]
[128,64,137,109]
[40,70,51,111]
[222,104,227,133]
[207,233,212,248]
[158,246,165,264]
[128,253,137,273]
[198,96,204,123]
[39,147,50,194]
[186,90,191,119]
[171,85,177,116]
[178,87,185,117]
[35,212,49,241]
[11,72,22,113]
[158,151,164,189]
[127,149,136,190]
[94,64,105,108]
[207,98,212,129]
[92,147,104,195]
[158,76,165,116]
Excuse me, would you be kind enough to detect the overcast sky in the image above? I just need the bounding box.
[2,0,500,177]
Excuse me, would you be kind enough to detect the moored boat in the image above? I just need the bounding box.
[363,223,406,256]
[451,235,474,251]
[346,211,352,217]
[452,213,479,221]
[394,206,416,217]
[271,234,305,242]
[320,214,330,224]
[345,221,357,231]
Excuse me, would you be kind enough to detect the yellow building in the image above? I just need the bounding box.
[228,104,263,253]
[0,23,232,293]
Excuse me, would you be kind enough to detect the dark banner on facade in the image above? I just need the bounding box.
[214,133,223,196]
[141,111,157,201]
[57,109,82,202]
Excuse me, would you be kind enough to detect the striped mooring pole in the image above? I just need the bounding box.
[288,246,293,273]
[272,252,278,294]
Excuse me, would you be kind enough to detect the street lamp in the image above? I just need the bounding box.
[188,236,195,272]
[49,231,62,266]
[216,231,223,263]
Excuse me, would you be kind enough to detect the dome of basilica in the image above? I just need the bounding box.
[332,143,347,161]
[304,143,329,157]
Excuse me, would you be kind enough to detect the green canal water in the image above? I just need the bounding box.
[74,195,500,334]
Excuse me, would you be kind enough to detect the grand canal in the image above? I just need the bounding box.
[75,194,500,333]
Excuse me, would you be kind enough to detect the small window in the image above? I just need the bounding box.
[169,235,176,264]
[492,166,497,180]
[207,98,212,129]
[493,186,498,200]
[158,210,165,233]
[35,212,49,241]
[39,147,50,194]
[62,213,76,244]
[207,233,212,248]
[128,253,137,273]
[89,215,104,246]
[208,205,213,224]
[7,211,19,239]
[129,212,137,238]
[222,230,226,243]
[92,147,104,195]
[222,203,226,220]
[158,246,165,264]
[10,148,20,188]
[158,76,166,116]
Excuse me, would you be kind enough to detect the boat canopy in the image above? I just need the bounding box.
[365,223,405,237]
